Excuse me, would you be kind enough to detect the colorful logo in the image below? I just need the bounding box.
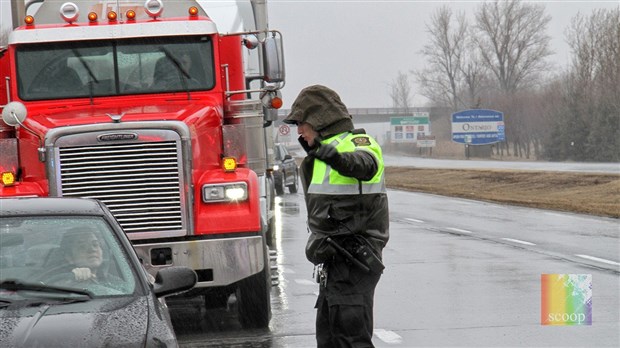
[541,274,592,325]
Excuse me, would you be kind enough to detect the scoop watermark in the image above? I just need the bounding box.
[541,274,592,325]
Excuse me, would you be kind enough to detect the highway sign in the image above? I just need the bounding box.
[451,109,504,145]
[390,113,431,143]
[417,135,436,148]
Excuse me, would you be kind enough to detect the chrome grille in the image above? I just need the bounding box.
[58,141,184,233]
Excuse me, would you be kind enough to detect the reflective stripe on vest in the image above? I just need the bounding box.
[308,132,386,195]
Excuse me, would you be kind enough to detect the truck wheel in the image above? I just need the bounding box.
[266,215,276,248]
[265,175,276,248]
[237,267,271,329]
[287,172,298,194]
[204,289,229,309]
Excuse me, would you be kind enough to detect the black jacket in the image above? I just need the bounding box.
[299,133,389,258]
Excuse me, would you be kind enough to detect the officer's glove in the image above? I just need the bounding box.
[310,142,341,167]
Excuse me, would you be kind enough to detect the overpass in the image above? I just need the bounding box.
[273,107,453,147]
[275,107,451,125]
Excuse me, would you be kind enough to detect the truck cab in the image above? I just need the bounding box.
[1,0,284,329]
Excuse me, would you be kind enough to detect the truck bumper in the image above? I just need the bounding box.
[134,236,265,288]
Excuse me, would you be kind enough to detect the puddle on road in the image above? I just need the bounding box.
[278,201,300,215]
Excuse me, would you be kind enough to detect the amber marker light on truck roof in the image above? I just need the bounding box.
[189,6,199,16]
[24,15,35,25]
[1,172,16,186]
[107,11,118,21]
[88,12,98,22]
[222,157,237,172]
[126,10,136,20]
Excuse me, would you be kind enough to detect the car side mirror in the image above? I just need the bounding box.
[152,266,197,297]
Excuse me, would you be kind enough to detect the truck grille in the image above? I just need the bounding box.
[58,141,184,233]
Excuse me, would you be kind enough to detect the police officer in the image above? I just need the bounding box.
[283,85,389,347]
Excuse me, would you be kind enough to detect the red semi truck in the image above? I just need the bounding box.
[0,0,284,328]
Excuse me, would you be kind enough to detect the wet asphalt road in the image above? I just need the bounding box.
[171,189,619,347]
[382,155,620,174]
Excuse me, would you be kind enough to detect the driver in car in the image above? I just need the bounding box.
[53,228,125,294]
[60,229,104,282]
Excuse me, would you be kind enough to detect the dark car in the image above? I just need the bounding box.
[0,197,197,347]
[272,143,299,195]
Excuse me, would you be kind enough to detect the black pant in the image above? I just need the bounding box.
[315,257,381,348]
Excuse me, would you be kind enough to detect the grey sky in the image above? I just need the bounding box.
[268,0,619,108]
[2,0,618,109]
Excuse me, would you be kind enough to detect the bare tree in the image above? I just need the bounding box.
[460,40,489,109]
[566,8,620,109]
[560,8,620,161]
[470,0,554,158]
[389,70,413,111]
[473,0,553,93]
[415,6,468,111]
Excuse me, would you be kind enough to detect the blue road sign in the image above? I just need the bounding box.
[451,109,504,145]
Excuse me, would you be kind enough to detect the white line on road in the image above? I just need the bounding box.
[373,329,403,344]
[501,238,536,246]
[405,218,424,223]
[446,227,473,234]
[575,254,620,266]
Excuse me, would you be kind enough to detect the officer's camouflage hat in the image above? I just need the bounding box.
[283,85,354,137]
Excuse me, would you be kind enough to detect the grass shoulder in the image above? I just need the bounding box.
[384,167,620,219]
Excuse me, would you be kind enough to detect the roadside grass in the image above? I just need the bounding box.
[385,167,620,218]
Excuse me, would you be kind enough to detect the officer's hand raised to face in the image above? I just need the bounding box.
[310,141,341,167]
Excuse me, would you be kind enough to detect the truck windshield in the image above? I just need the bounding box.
[16,36,215,101]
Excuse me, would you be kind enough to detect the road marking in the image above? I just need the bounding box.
[501,238,536,246]
[294,279,317,286]
[373,329,402,344]
[405,218,424,223]
[544,212,569,218]
[446,227,472,234]
[575,254,620,266]
[453,200,476,206]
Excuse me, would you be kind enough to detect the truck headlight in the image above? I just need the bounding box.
[202,182,248,203]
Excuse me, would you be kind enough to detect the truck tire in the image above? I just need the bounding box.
[265,176,276,248]
[237,267,271,329]
[203,289,229,309]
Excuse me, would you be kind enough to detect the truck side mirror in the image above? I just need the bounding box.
[263,32,285,83]
[2,102,28,127]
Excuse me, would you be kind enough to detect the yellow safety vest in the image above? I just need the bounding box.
[308,132,386,195]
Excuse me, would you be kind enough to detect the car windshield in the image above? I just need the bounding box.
[275,145,289,161]
[16,35,215,101]
[0,216,138,298]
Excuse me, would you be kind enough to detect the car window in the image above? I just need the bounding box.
[0,216,138,297]
[276,145,289,161]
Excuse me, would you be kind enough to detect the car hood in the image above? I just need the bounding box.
[0,296,170,347]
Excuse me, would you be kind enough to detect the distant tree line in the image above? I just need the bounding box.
[390,0,619,161]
